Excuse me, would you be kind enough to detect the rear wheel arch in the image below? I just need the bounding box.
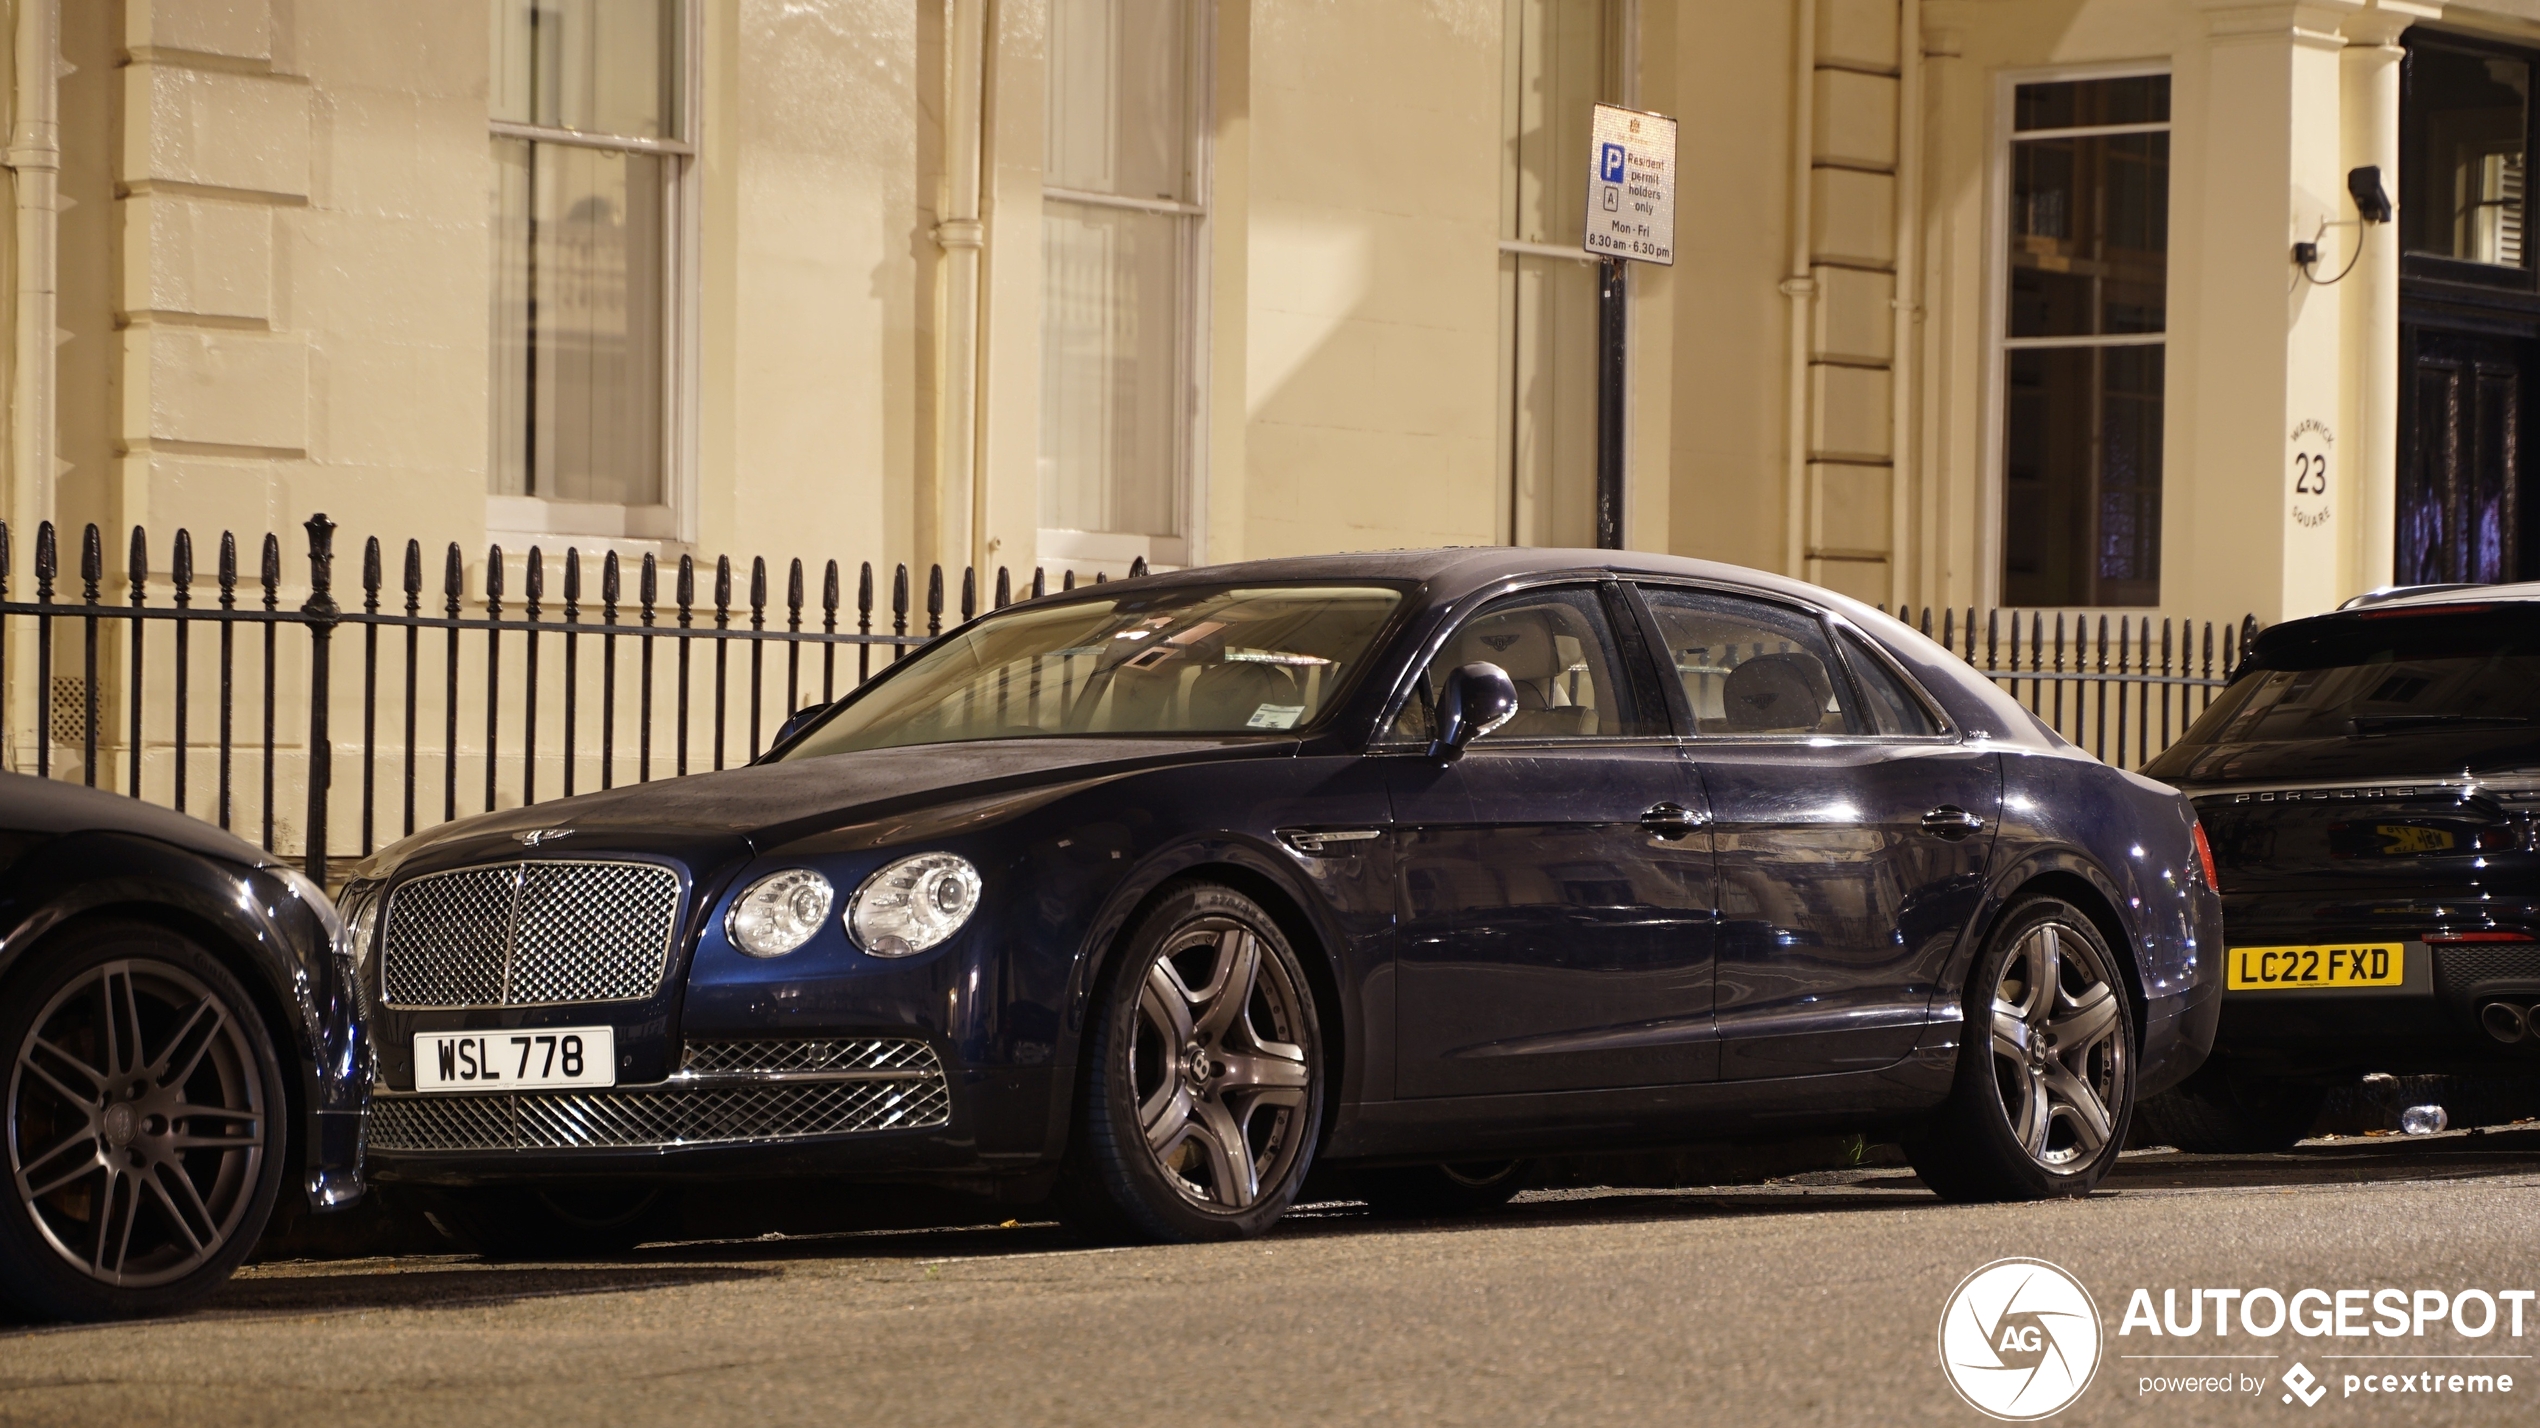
[1982,869,2147,1044]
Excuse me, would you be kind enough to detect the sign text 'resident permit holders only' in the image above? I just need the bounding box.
[1582,103,1676,265]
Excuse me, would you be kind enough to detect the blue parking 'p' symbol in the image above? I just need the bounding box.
[1599,142,1626,183]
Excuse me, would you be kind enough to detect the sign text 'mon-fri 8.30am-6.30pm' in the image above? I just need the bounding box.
[1583,102,1675,266]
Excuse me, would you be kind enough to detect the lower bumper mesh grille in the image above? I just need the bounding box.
[372,1041,951,1152]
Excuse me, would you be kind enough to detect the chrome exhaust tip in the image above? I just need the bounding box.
[2482,1001,2530,1044]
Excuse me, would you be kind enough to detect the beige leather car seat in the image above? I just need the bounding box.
[1718,651,1835,733]
[1448,608,1597,737]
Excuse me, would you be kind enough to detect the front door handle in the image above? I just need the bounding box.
[1641,802,1705,839]
[1921,805,1987,840]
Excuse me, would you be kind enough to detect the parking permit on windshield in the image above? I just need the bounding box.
[2226,944,2404,991]
[1247,704,1305,729]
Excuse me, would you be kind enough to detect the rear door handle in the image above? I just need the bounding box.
[1641,802,1705,839]
[1921,805,1986,840]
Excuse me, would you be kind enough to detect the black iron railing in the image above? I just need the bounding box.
[1882,604,2260,771]
[0,511,2262,883]
[0,514,1147,884]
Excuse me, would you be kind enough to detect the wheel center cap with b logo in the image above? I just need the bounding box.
[1939,1258,2103,1420]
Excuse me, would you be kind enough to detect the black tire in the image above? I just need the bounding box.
[0,921,289,1320]
[1057,883,1324,1244]
[418,1184,675,1260]
[1356,1159,1533,1218]
[2136,1060,2324,1153]
[1905,898,2136,1202]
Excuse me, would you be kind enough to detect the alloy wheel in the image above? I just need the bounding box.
[1988,920,2129,1171]
[7,959,268,1288]
[1129,919,1314,1210]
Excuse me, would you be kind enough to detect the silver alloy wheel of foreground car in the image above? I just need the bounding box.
[1129,919,1314,1210]
[1988,918,2129,1171]
[8,958,268,1289]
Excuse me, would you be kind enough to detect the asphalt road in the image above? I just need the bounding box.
[8,1130,2540,1427]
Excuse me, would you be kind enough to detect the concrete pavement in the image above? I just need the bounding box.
[7,1129,2540,1427]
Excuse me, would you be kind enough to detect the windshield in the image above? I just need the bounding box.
[2167,607,2540,747]
[781,584,1405,757]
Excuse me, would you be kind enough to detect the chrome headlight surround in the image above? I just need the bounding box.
[726,869,838,959]
[847,853,982,957]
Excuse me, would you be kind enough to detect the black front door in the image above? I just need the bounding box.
[1384,584,1719,1097]
[2400,325,2535,584]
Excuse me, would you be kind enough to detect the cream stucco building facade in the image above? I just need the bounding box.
[11,0,2540,671]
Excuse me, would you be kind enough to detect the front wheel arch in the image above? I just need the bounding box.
[1074,862,1349,1156]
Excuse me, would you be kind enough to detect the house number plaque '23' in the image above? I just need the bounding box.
[2290,418,2332,528]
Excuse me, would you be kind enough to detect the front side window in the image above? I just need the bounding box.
[489,0,688,512]
[1387,587,1647,742]
[1039,0,1206,571]
[784,585,1402,757]
[1998,74,2170,608]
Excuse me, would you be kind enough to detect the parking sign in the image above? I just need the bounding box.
[1582,104,1676,265]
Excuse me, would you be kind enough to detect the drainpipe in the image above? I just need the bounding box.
[1780,0,1816,579]
[7,0,57,543]
[936,0,988,577]
[1888,0,1923,606]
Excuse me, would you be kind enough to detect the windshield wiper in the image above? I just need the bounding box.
[2347,713,2537,736]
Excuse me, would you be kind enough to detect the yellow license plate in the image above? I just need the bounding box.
[2227,944,2404,991]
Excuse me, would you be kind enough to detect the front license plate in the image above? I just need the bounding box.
[2226,944,2404,991]
[414,1027,617,1092]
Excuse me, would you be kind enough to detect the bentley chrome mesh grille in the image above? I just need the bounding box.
[680,1038,941,1075]
[380,860,680,1008]
[508,863,684,1004]
[370,1046,952,1152]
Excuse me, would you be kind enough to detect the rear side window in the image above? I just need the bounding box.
[1637,587,1867,736]
[1837,630,1940,736]
[2168,606,2540,747]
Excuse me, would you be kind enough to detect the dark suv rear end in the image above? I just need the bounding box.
[2138,590,2540,1148]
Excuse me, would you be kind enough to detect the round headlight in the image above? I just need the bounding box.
[847,853,982,957]
[727,869,836,958]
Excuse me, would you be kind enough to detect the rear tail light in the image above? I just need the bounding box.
[2190,820,2222,891]
[2426,930,2536,943]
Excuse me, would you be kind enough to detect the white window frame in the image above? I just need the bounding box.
[485,0,703,547]
[1979,60,2172,611]
[1035,1,1214,575]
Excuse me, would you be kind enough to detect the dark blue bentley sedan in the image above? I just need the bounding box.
[349,549,2219,1247]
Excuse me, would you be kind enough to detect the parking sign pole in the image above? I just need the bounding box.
[1596,257,1627,551]
[1582,103,1677,554]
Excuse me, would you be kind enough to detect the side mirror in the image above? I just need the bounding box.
[1428,662,1519,761]
[765,700,835,757]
